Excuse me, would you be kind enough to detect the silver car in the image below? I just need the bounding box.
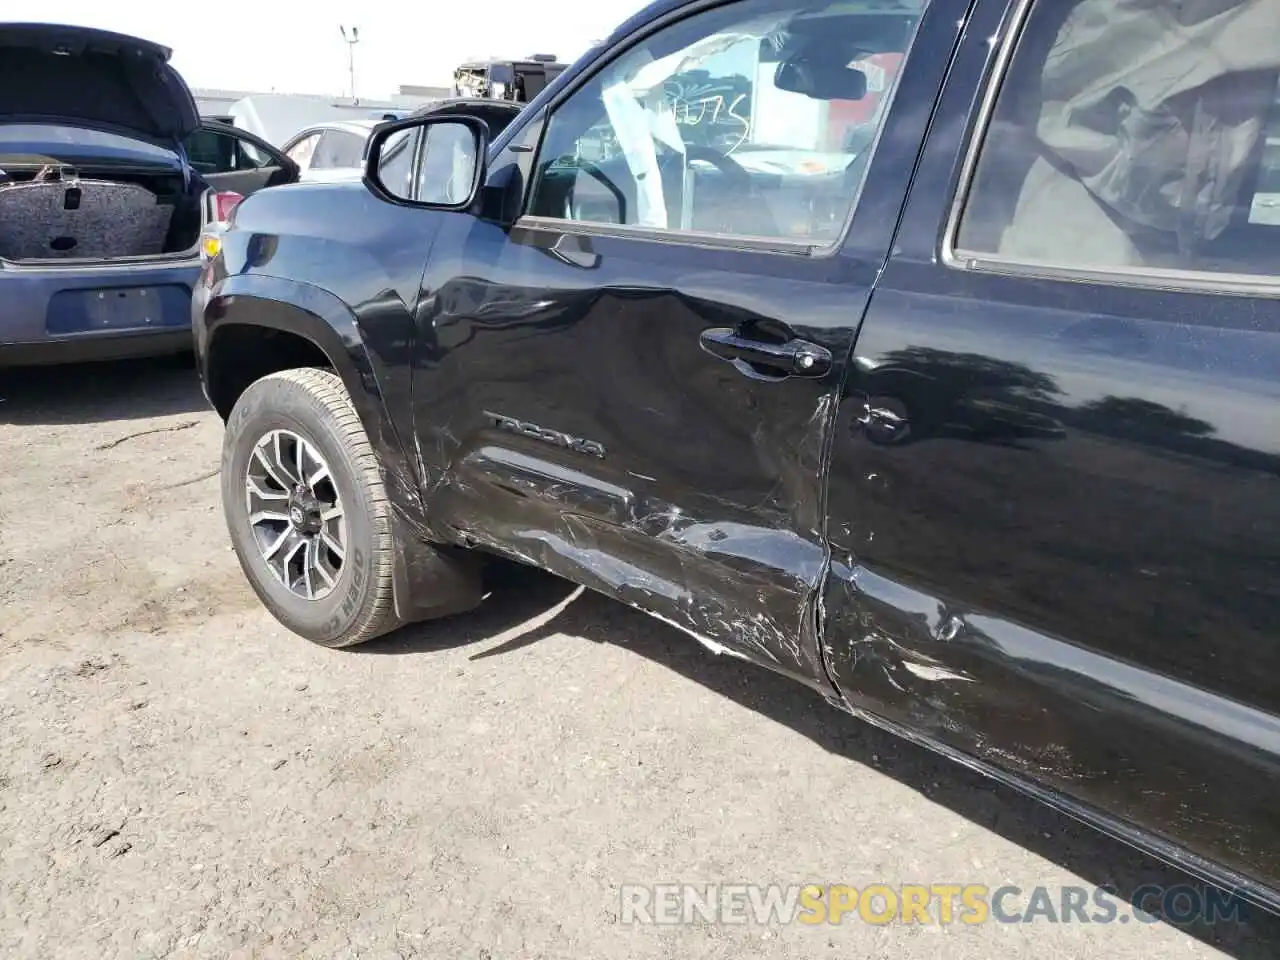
[279,121,382,184]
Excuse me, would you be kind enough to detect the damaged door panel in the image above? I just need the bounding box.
[408,0,959,683]
[823,0,1280,910]
[415,217,858,684]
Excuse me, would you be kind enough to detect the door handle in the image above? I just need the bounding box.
[698,327,832,379]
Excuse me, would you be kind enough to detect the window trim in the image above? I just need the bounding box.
[941,0,1280,299]
[513,0,920,259]
[519,214,817,255]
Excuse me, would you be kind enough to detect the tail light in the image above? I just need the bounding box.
[202,190,244,261]
[213,190,244,222]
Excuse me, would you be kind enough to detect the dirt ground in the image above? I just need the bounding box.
[0,357,1275,959]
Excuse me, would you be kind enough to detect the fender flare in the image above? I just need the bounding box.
[207,273,383,431]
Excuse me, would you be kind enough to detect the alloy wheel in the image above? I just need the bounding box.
[244,429,347,600]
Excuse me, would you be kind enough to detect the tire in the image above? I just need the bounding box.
[221,367,400,647]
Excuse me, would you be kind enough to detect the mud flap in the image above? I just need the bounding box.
[388,507,485,623]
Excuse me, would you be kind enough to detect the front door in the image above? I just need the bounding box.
[410,0,965,683]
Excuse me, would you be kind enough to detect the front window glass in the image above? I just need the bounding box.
[311,131,366,169]
[527,0,927,244]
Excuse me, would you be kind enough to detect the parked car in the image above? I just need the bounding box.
[0,23,298,367]
[281,102,524,188]
[193,0,1280,915]
[280,120,381,184]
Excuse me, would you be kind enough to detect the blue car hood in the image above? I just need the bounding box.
[0,23,200,150]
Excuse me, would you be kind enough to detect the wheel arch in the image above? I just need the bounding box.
[201,275,484,625]
[203,275,378,429]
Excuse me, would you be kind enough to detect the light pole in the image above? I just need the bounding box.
[339,25,359,103]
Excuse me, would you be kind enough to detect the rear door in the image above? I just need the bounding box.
[822,0,1280,897]
[184,122,298,195]
[411,0,969,682]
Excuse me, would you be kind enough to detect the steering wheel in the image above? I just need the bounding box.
[671,144,781,237]
[683,144,752,191]
[565,159,628,223]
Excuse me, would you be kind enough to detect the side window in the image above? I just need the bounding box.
[184,128,235,174]
[955,0,1280,279]
[235,139,272,168]
[526,0,927,245]
[286,133,320,168]
[312,131,366,169]
[184,129,275,173]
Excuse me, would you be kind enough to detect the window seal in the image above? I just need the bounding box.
[938,0,1034,272]
[515,214,817,256]
[939,0,1280,298]
[945,251,1280,299]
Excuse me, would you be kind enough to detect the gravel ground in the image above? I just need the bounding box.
[0,357,1274,959]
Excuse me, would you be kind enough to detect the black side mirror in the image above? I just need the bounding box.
[364,115,490,208]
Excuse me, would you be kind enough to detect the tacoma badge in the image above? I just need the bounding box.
[484,411,606,458]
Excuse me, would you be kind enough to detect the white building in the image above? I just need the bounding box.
[193,85,452,146]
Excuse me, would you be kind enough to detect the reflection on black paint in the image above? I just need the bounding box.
[1076,396,1215,438]
[827,295,1280,904]
[242,233,278,270]
[850,346,1280,477]
[855,346,1066,446]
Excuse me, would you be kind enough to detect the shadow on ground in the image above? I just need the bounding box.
[0,354,207,425]
[368,562,1280,959]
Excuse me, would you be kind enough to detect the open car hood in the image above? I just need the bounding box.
[0,24,200,150]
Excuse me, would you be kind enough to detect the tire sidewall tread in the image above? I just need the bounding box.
[221,367,399,647]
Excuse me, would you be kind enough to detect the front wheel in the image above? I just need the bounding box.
[221,367,400,646]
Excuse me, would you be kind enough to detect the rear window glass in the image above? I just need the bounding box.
[955,0,1280,280]
[0,124,174,162]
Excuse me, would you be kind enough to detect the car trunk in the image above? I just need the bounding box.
[0,162,203,263]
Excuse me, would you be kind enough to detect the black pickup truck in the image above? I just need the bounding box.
[193,0,1280,915]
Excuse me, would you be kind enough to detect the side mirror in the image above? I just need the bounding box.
[364,115,490,208]
[775,56,867,101]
